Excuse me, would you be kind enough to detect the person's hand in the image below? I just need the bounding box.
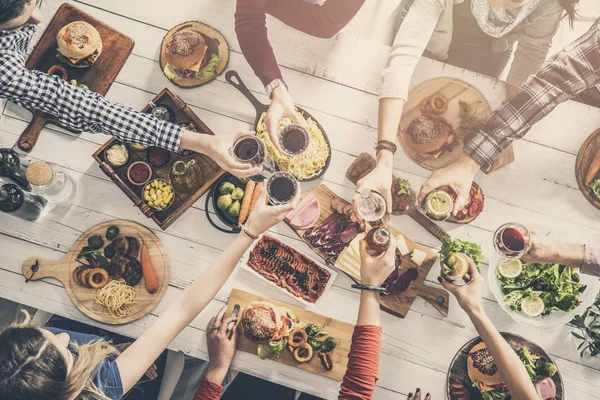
[437,257,483,315]
[243,184,300,236]
[418,153,481,216]
[408,388,431,400]
[201,131,262,178]
[205,306,239,385]
[115,343,158,380]
[521,231,585,267]
[353,162,393,214]
[266,85,308,153]
[359,235,397,286]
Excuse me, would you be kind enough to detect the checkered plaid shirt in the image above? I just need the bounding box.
[464,20,600,170]
[0,24,183,151]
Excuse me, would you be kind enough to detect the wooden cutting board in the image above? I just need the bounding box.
[398,77,491,171]
[22,220,169,325]
[447,333,564,400]
[225,289,354,381]
[17,3,135,153]
[287,184,449,318]
[575,128,600,210]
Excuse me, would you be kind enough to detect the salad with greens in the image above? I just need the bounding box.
[479,347,557,400]
[497,262,586,317]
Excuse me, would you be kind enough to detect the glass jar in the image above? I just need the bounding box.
[170,160,203,193]
[26,161,80,208]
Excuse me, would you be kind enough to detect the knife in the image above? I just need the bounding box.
[407,208,450,241]
[227,304,241,340]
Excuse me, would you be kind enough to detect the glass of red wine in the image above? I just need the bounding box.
[229,135,275,172]
[493,222,532,259]
[278,124,310,156]
[266,171,298,205]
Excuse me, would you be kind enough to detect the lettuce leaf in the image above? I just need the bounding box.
[590,179,600,201]
[163,64,182,81]
[257,339,286,360]
[440,237,484,266]
[198,53,220,81]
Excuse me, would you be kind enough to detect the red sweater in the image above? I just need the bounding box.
[193,325,381,400]
[234,0,365,86]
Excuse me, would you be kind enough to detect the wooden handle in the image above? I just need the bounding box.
[22,256,70,286]
[17,112,47,153]
[415,284,449,317]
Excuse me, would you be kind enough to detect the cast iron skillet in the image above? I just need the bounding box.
[205,173,264,234]
[225,70,332,181]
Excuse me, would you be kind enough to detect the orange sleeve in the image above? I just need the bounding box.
[192,377,223,400]
[338,325,382,400]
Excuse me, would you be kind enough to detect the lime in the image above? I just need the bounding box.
[521,296,545,317]
[498,258,523,279]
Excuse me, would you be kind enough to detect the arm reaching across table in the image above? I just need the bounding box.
[439,259,539,400]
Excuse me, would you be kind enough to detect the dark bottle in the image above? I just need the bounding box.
[0,148,31,191]
[364,226,392,257]
[0,183,46,221]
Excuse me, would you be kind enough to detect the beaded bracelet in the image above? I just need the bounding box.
[351,283,387,294]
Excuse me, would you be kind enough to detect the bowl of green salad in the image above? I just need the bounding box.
[489,250,600,328]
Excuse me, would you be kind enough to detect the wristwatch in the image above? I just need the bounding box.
[265,79,288,99]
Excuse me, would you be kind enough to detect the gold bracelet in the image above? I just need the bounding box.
[242,227,259,240]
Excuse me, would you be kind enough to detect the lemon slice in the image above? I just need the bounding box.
[521,296,545,317]
[498,258,523,279]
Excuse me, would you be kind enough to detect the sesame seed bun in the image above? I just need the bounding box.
[56,21,102,62]
[164,30,207,71]
[240,301,283,344]
[467,342,505,391]
[405,115,454,157]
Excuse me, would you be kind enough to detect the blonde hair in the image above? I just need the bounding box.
[0,311,119,400]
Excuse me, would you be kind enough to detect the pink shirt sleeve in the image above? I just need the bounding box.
[192,377,223,400]
[582,244,600,277]
[338,325,382,400]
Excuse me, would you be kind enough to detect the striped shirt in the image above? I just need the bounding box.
[0,24,183,151]
[464,19,600,170]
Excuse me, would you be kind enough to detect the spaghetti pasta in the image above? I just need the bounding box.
[256,110,329,180]
[95,280,137,319]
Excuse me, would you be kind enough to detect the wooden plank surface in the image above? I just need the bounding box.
[2,0,600,399]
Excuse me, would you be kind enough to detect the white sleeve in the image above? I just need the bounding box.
[380,0,445,100]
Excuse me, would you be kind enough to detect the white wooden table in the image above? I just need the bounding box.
[2,1,600,398]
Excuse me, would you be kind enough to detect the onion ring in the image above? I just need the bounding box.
[293,343,313,363]
[289,329,308,348]
[87,268,109,289]
[72,266,87,287]
[47,64,69,81]
[429,94,448,114]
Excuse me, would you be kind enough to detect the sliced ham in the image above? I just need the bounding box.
[534,377,556,400]
[285,193,316,223]
[289,196,321,230]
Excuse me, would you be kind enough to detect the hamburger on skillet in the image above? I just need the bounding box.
[240,301,290,344]
[162,29,220,83]
[405,114,455,158]
[56,21,103,68]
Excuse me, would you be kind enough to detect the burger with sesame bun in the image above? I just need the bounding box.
[56,21,103,68]
[405,114,455,159]
[162,29,220,83]
[240,301,293,359]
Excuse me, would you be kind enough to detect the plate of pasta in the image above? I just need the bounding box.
[226,70,332,182]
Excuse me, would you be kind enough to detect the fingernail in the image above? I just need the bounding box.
[416,388,421,393]
[437,276,442,283]
[408,393,413,398]
[426,393,430,397]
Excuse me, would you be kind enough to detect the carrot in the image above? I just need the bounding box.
[585,151,600,185]
[238,180,256,225]
[249,181,264,213]
[140,244,159,294]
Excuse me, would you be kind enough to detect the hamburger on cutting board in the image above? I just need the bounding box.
[405,114,455,159]
[241,301,290,344]
[56,21,103,68]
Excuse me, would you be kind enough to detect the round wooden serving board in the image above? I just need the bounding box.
[160,21,229,89]
[575,128,600,210]
[447,333,564,400]
[22,220,170,325]
[398,78,491,171]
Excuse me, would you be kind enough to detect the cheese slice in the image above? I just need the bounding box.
[411,249,427,266]
[395,234,410,256]
[187,59,203,72]
[347,233,365,259]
